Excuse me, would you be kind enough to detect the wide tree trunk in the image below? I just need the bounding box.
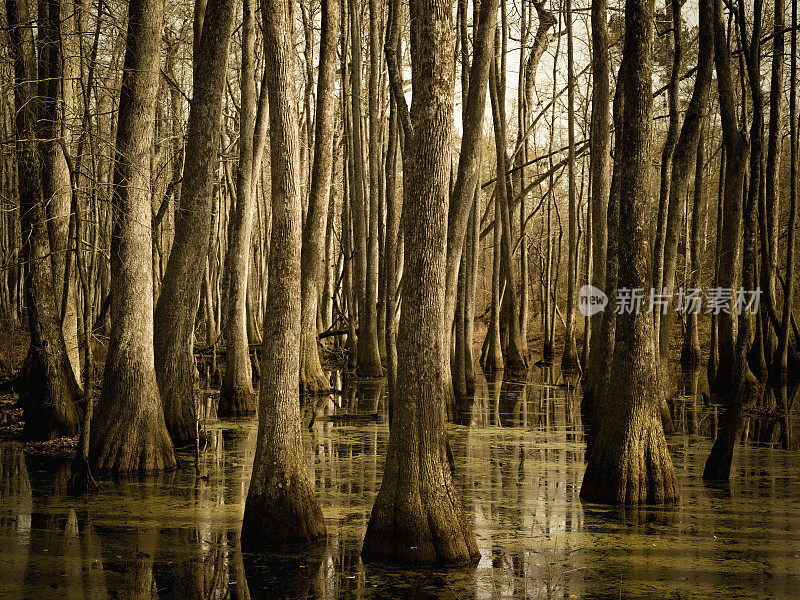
[7,0,81,441]
[580,0,679,505]
[88,0,175,474]
[362,0,479,565]
[219,0,258,418]
[242,0,326,546]
[300,0,340,396]
[153,0,237,444]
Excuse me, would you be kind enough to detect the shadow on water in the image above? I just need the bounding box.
[2,362,800,598]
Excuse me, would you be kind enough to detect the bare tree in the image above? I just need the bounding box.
[219,0,259,417]
[242,0,326,545]
[300,0,340,395]
[580,0,679,504]
[362,0,479,564]
[7,0,81,441]
[88,0,175,473]
[154,0,237,444]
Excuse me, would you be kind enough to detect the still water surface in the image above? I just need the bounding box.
[1,366,799,599]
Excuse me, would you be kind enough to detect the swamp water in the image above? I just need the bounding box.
[1,366,799,599]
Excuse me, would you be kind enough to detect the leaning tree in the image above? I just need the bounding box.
[153,0,237,444]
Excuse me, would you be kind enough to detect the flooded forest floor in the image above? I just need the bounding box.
[1,325,800,599]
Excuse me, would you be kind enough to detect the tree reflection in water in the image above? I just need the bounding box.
[1,365,800,599]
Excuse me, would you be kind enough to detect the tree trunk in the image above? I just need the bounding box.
[681,129,707,367]
[153,0,237,444]
[763,0,786,368]
[657,0,713,430]
[300,0,340,396]
[46,0,81,386]
[586,0,611,393]
[708,148,724,385]
[777,0,798,447]
[444,0,498,388]
[385,103,401,396]
[242,0,326,545]
[219,0,258,418]
[703,0,765,480]
[709,0,750,398]
[349,0,383,377]
[580,0,679,505]
[464,160,481,392]
[88,0,175,474]
[483,198,505,373]
[652,0,683,348]
[366,0,384,368]
[7,0,81,441]
[362,0,479,564]
[489,40,527,375]
[561,0,580,373]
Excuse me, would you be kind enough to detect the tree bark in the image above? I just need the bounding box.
[656,0,713,434]
[153,0,237,444]
[7,0,81,441]
[366,0,384,368]
[489,39,527,375]
[45,0,81,386]
[703,0,765,480]
[709,0,750,397]
[561,0,580,373]
[362,0,479,564]
[463,159,481,392]
[585,0,611,392]
[580,0,679,505]
[242,0,326,545]
[444,0,498,370]
[88,0,175,474]
[763,0,786,368]
[681,129,707,367]
[385,102,401,396]
[663,0,713,366]
[652,0,683,348]
[349,0,383,377]
[219,0,258,418]
[300,0,340,396]
[483,197,505,373]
